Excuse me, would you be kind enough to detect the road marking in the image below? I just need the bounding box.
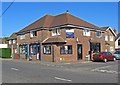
[54,77,72,82]
[11,68,19,71]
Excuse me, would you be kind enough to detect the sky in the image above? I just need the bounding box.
[2,2,118,37]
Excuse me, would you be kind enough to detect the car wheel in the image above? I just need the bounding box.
[104,58,107,63]
[113,58,116,61]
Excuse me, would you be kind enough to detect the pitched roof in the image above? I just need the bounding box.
[100,26,109,31]
[101,26,117,36]
[18,13,100,33]
[115,33,120,41]
[9,32,17,40]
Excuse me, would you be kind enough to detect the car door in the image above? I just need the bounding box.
[108,52,113,60]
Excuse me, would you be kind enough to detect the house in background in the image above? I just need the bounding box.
[101,26,117,53]
[8,32,18,59]
[115,33,120,50]
[16,12,116,62]
[0,38,8,48]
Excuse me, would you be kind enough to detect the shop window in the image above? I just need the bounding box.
[96,31,102,37]
[90,43,101,53]
[60,45,72,54]
[19,45,25,54]
[83,29,91,36]
[52,29,60,36]
[30,44,40,55]
[43,46,51,54]
[66,29,74,38]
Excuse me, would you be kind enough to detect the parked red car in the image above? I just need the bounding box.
[93,52,116,62]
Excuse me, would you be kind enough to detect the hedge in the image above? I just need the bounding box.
[0,48,11,58]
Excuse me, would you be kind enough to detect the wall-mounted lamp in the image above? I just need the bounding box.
[76,37,79,43]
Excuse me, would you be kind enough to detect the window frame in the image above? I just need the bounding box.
[60,45,72,54]
[52,29,60,36]
[43,46,51,55]
[83,29,91,36]
[20,34,25,40]
[96,31,102,38]
[105,35,108,41]
[30,31,37,37]
[110,36,114,41]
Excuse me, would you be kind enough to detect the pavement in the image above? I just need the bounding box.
[1,59,120,83]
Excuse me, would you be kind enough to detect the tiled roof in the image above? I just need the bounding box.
[18,13,100,33]
[100,26,109,31]
[9,32,17,40]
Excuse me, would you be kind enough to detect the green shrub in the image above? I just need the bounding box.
[0,48,11,58]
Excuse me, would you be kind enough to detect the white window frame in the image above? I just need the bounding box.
[83,29,91,36]
[13,40,16,44]
[52,29,60,36]
[110,36,114,41]
[30,31,37,37]
[9,40,12,45]
[110,46,114,52]
[105,35,108,41]
[20,35,25,40]
[96,31,102,38]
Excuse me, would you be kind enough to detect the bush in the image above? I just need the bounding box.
[0,48,11,58]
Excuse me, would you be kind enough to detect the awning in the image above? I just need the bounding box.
[42,36,66,44]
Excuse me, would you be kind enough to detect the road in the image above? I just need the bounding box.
[2,59,119,83]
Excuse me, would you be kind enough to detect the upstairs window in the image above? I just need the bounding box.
[30,31,37,37]
[13,40,16,44]
[66,29,74,38]
[110,36,114,41]
[9,40,12,44]
[20,35,25,40]
[52,29,60,36]
[83,29,91,36]
[105,35,108,41]
[96,31,102,37]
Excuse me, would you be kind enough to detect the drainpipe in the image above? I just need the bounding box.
[52,44,54,62]
[40,42,42,61]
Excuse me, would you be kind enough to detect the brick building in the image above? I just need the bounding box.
[17,12,116,62]
[8,32,18,58]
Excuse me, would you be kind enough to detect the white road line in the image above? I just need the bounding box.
[11,68,19,71]
[54,77,72,82]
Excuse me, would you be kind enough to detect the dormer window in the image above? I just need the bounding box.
[30,31,37,37]
[52,29,60,36]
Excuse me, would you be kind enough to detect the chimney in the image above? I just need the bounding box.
[113,28,117,34]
